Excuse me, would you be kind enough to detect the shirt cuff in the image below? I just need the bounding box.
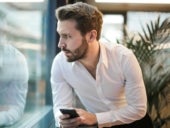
[96,112,114,127]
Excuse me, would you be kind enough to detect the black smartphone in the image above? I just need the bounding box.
[60,109,79,119]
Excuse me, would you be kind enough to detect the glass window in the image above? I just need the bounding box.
[126,11,170,50]
[0,2,52,127]
[100,14,124,43]
[127,11,170,38]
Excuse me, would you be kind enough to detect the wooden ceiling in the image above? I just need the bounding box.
[86,0,170,13]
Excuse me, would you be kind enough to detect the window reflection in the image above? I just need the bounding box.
[0,2,46,126]
[0,43,28,126]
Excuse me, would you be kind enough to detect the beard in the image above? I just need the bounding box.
[62,37,88,62]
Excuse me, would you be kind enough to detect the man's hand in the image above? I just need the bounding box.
[76,108,97,126]
[59,108,97,128]
[59,113,81,128]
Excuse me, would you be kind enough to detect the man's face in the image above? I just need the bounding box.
[57,20,88,62]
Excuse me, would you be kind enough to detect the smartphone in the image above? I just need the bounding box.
[60,109,79,119]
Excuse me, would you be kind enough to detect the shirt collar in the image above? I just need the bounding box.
[71,60,80,68]
[99,42,109,68]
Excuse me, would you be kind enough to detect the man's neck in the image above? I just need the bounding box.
[79,41,100,79]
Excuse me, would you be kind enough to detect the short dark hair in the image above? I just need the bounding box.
[55,2,103,40]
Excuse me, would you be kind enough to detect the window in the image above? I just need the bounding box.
[0,2,55,127]
[100,14,124,43]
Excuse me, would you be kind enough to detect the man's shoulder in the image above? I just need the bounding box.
[100,42,132,54]
[1,44,26,64]
[53,52,65,62]
[3,44,24,57]
[52,52,73,67]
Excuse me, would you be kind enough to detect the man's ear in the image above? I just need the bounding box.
[86,30,97,43]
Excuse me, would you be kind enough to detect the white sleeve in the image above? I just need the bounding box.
[50,56,74,127]
[0,106,24,126]
[96,52,147,127]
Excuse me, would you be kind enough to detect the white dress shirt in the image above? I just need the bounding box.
[51,42,147,127]
[0,44,28,126]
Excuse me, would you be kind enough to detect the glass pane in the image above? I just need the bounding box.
[127,12,170,37]
[100,14,124,43]
[0,2,46,127]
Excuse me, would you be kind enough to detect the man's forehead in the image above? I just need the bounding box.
[57,20,78,33]
[57,20,77,27]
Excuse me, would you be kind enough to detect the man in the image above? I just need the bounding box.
[0,43,28,126]
[51,2,153,128]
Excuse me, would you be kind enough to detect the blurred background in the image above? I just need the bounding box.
[0,0,170,128]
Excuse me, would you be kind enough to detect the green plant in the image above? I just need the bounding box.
[118,16,170,128]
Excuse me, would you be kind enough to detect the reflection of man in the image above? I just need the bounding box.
[0,44,28,126]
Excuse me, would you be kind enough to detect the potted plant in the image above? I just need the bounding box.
[118,16,170,128]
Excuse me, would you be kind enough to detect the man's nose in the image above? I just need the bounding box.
[58,39,66,49]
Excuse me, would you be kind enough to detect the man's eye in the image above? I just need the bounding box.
[62,35,66,38]
[61,35,71,39]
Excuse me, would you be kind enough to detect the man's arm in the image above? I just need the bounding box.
[96,51,147,127]
[50,55,75,127]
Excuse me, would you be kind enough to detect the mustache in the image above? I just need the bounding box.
[61,47,70,52]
